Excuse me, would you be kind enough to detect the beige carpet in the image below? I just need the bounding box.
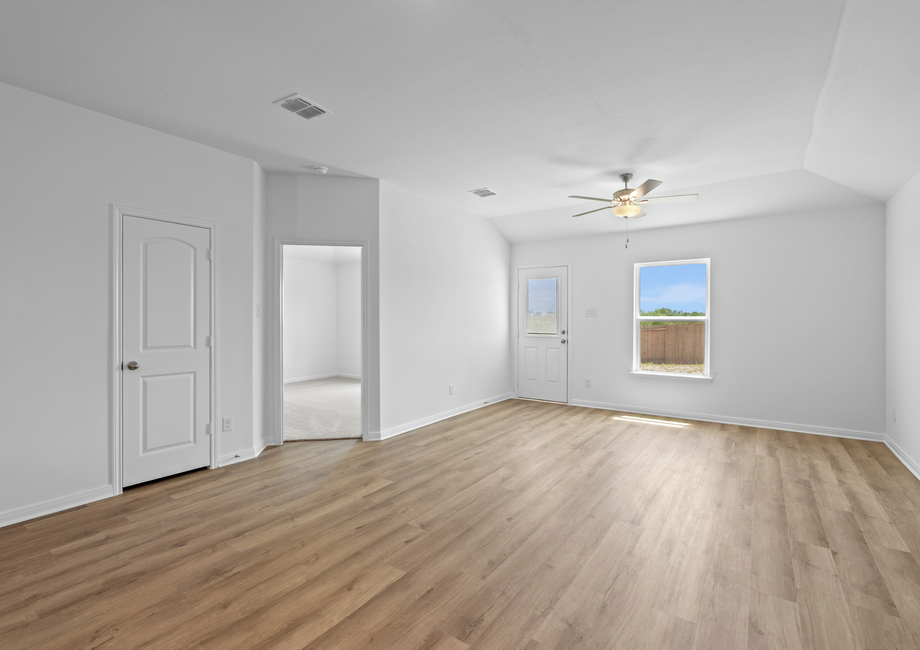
[283,377,361,440]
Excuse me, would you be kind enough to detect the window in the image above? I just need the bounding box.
[633,259,710,379]
[527,277,558,334]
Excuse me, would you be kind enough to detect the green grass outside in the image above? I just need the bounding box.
[527,313,558,334]
[640,363,704,375]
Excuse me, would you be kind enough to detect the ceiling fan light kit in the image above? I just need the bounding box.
[569,173,699,221]
[612,203,643,218]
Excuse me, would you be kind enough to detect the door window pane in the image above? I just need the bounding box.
[639,263,707,317]
[527,278,557,334]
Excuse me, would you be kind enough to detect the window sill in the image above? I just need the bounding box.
[630,371,713,383]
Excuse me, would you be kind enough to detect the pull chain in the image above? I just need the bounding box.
[625,218,629,249]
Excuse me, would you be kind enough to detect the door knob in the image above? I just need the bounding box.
[561,339,566,344]
[126,361,139,370]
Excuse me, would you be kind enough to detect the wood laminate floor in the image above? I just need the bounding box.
[3,399,920,649]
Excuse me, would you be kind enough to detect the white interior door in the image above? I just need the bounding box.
[518,266,568,402]
[122,216,211,487]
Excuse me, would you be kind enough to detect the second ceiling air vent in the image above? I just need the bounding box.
[469,188,497,198]
[276,94,329,120]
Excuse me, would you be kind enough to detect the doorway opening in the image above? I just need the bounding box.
[281,244,363,440]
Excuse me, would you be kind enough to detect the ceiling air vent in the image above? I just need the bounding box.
[469,188,497,198]
[275,94,328,120]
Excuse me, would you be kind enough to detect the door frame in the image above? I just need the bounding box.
[110,205,219,495]
[272,238,370,445]
[513,262,573,403]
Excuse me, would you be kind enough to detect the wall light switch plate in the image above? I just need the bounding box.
[585,309,597,318]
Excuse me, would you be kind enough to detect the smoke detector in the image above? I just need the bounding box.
[469,188,497,198]
[311,166,328,175]
[275,94,329,120]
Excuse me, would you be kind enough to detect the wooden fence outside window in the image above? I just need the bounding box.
[640,322,705,365]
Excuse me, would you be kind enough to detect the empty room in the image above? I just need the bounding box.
[1,1,919,649]
[282,244,364,441]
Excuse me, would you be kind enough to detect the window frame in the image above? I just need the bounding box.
[632,258,711,380]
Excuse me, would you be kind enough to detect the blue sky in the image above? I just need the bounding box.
[528,278,557,314]
[640,264,707,313]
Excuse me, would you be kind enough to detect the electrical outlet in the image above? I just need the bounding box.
[892,408,897,423]
[449,384,454,395]
[222,417,232,432]
[585,308,598,318]
[585,379,591,388]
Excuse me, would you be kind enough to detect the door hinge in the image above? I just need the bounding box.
[206,423,212,436]
[206,249,213,261]
[206,335,212,347]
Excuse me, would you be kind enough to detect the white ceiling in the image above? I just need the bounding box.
[803,0,920,200]
[0,0,916,241]
[284,245,362,264]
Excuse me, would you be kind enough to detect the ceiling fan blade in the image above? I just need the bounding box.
[641,193,699,203]
[568,195,612,203]
[631,179,662,199]
[572,206,613,218]
[631,208,647,219]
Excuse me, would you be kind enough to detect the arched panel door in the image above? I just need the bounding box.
[123,216,211,486]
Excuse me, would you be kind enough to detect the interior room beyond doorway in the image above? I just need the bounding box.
[282,245,362,440]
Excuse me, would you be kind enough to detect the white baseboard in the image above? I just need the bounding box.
[2,440,277,527]
[568,399,920,482]
[2,413,913,532]
[0,485,115,529]
[885,436,920,483]
[218,442,269,467]
[284,373,362,384]
[367,392,514,442]
[568,399,885,442]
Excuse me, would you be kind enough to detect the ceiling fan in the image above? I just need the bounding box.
[569,173,698,218]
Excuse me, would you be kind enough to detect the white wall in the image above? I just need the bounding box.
[253,165,268,450]
[511,205,886,437]
[282,253,362,383]
[886,169,920,476]
[379,182,512,438]
[0,82,263,524]
[337,261,362,378]
[266,174,380,437]
[283,257,339,381]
